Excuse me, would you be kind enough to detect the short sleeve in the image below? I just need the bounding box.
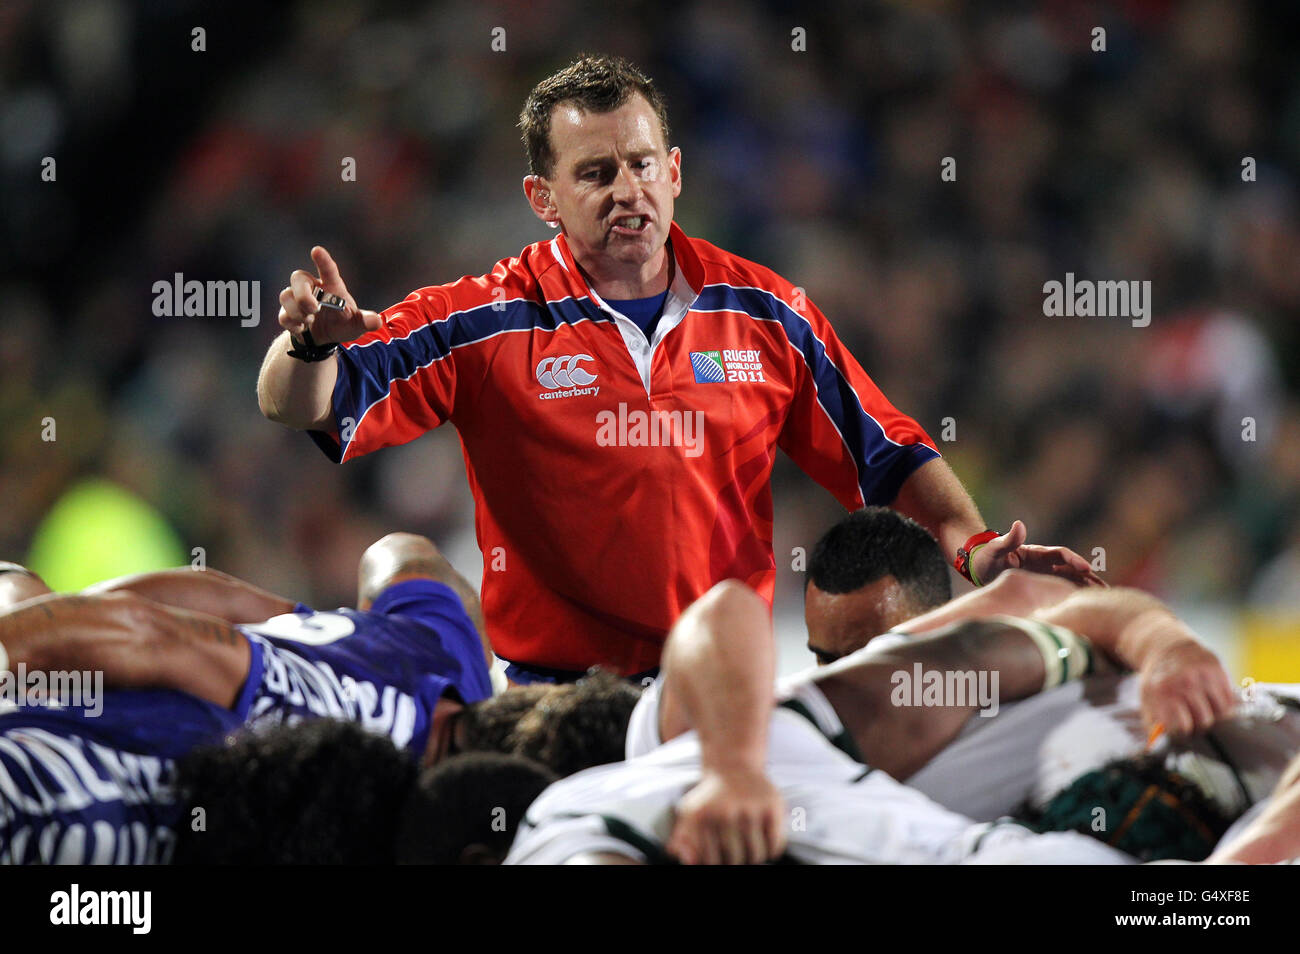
[623,676,663,759]
[370,578,493,704]
[309,289,459,463]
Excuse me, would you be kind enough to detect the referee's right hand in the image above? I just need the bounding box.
[278,246,383,344]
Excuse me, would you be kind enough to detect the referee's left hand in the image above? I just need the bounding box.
[280,246,383,344]
[971,520,1106,588]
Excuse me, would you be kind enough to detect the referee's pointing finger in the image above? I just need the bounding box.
[311,245,347,294]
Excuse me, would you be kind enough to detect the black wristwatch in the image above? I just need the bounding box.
[287,289,344,362]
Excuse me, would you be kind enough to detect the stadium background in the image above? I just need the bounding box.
[1,0,1297,679]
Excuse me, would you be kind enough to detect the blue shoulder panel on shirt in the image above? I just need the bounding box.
[314,297,607,463]
[695,284,939,505]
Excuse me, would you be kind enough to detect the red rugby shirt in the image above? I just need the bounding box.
[310,223,939,674]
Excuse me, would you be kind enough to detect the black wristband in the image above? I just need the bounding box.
[287,327,338,362]
[287,288,345,362]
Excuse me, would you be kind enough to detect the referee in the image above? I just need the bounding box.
[257,55,1099,684]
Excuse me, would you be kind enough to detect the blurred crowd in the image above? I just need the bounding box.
[1,1,1297,654]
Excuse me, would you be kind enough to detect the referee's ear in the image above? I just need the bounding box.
[668,145,682,197]
[523,175,560,229]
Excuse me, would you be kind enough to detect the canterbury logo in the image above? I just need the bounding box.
[537,354,597,389]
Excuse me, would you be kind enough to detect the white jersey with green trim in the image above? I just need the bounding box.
[505,681,1132,865]
[903,674,1300,822]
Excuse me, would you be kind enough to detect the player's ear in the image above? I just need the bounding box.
[524,175,560,229]
[668,147,682,198]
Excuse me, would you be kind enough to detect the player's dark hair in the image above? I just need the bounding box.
[508,669,642,777]
[396,753,557,864]
[170,720,416,864]
[456,670,641,777]
[806,507,951,610]
[520,53,671,177]
[455,684,554,754]
[1018,753,1237,862]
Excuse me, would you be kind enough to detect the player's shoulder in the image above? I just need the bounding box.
[245,601,449,654]
[381,239,558,328]
[681,229,803,306]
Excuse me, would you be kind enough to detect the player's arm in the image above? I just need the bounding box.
[893,462,1103,587]
[258,331,339,431]
[882,568,1078,639]
[817,587,1234,780]
[358,532,491,665]
[656,580,786,865]
[814,615,1081,781]
[258,246,380,431]
[890,457,987,575]
[83,568,295,624]
[0,591,250,707]
[898,576,1221,709]
[1031,587,1237,737]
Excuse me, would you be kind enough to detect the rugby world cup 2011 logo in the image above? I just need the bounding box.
[690,350,726,383]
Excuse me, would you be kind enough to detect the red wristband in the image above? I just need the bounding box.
[954,530,1000,585]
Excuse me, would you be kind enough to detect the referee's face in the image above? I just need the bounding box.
[533,94,681,286]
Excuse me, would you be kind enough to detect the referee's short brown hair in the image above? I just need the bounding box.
[520,53,671,178]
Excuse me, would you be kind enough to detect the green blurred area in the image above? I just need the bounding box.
[25,479,188,591]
